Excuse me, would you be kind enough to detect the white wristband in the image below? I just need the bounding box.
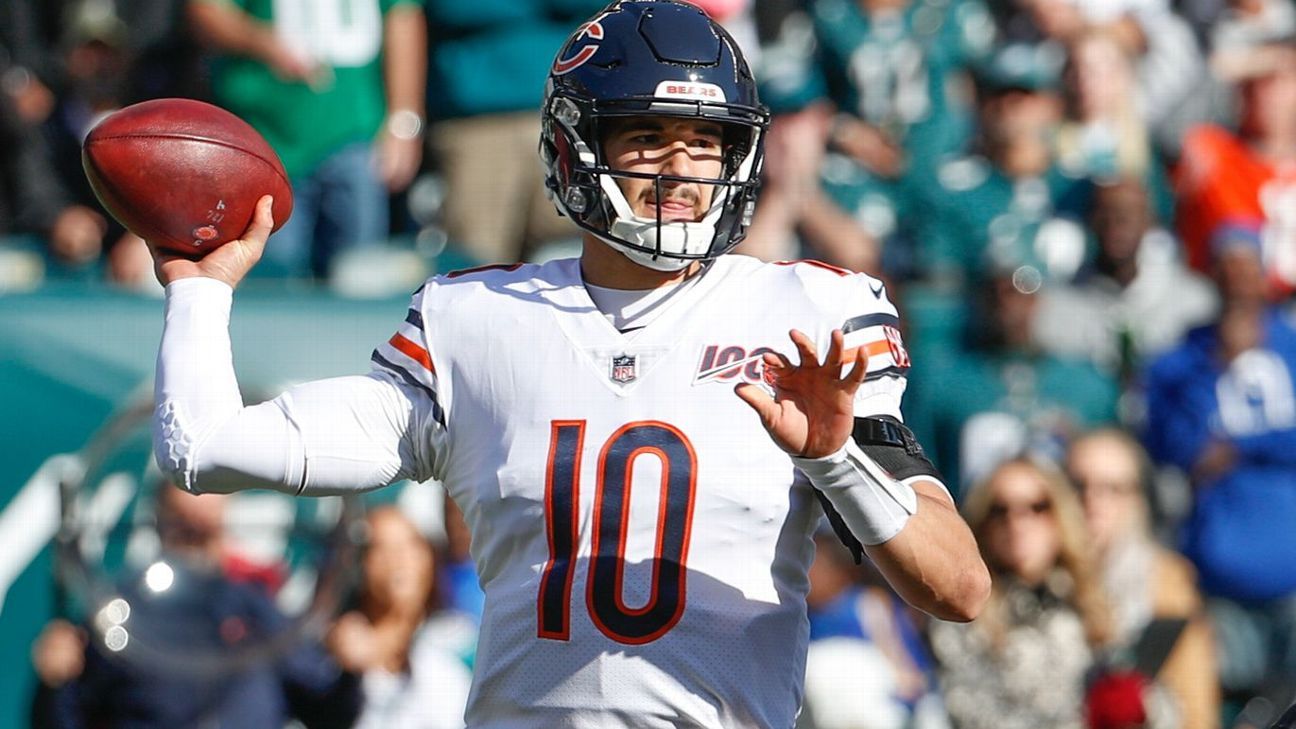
[792,439,918,545]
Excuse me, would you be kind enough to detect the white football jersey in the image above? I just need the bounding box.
[370,255,911,729]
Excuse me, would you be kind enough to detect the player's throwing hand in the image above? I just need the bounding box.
[735,329,868,459]
[150,195,274,289]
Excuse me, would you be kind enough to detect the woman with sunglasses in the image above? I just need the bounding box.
[1067,429,1220,729]
[928,457,1113,729]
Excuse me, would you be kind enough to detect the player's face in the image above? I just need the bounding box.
[603,117,726,223]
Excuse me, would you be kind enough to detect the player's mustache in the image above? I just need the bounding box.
[644,187,699,207]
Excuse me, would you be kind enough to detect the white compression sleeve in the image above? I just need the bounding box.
[792,439,920,545]
[153,278,420,495]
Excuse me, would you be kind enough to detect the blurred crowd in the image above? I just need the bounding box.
[30,487,482,729]
[10,0,1296,726]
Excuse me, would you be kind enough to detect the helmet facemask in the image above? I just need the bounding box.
[543,94,766,271]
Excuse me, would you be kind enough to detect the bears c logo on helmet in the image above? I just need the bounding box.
[552,19,605,75]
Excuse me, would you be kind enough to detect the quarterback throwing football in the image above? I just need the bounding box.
[149,2,989,726]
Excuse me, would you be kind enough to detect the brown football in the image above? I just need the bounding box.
[82,98,293,257]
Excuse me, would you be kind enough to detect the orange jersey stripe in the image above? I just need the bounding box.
[388,333,435,374]
[862,339,892,360]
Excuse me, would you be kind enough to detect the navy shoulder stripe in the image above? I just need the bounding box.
[371,350,446,427]
[843,312,901,334]
[865,364,909,380]
[405,308,424,330]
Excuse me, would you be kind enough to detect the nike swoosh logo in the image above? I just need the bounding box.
[869,280,885,299]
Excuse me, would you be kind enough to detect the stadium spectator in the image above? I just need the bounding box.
[1067,428,1221,729]
[1174,0,1294,57]
[725,3,807,263]
[738,99,846,265]
[747,0,823,117]
[800,532,944,729]
[0,0,58,125]
[0,79,109,272]
[1176,37,1296,297]
[1032,179,1216,386]
[738,3,883,273]
[741,108,891,274]
[189,0,427,279]
[1054,29,1174,217]
[30,486,360,729]
[928,457,1112,729]
[987,0,1214,156]
[422,0,602,264]
[329,506,472,729]
[1142,229,1296,706]
[797,0,997,277]
[117,0,210,101]
[909,69,1088,290]
[45,0,208,152]
[904,257,1119,494]
[40,5,161,289]
[816,0,996,174]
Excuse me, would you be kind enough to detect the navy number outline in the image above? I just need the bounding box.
[537,420,698,644]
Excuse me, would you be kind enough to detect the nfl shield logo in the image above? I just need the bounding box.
[610,353,638,383]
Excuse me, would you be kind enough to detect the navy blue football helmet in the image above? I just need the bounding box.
[540,0,769,270]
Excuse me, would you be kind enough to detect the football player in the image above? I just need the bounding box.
[149,2,989,726]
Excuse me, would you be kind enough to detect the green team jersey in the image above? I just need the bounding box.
[204,0,421,177]
[766,0,997,280]
[911,156,1088,286]
[813,0,996,167]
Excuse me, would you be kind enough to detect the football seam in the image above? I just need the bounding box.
[87,132,291,189]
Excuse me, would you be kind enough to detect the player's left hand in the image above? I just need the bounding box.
[735,329,867,459]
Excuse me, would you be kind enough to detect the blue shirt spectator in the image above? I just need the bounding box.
[1144,303,1296,602]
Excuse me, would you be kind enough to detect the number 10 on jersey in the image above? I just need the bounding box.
[538,420,698,645]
